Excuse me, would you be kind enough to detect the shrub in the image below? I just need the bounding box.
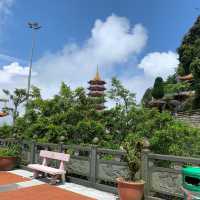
[122,133,143,181]
[152,77,164,99]
[0,145,20,157]
[150,121,200,156]
[0,124,13,138]
[164,82,191,94]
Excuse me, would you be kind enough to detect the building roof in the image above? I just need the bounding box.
[88,66,106,85]
[0,112,8,117]
[93,67,101,81]
[178,73,193,81]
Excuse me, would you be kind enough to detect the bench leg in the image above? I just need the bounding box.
[33,170,39,179]
[61,174,65,184]
[50,175,59,185]
[41,172,46,178]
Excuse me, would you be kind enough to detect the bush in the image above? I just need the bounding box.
[150,121,200,156]
[0,124,13,138]
[0,145,20,157]
[164,82,191,94]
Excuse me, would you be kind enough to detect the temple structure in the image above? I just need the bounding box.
[148,73,195,113]
[178,73,193,82]
[0,112,8,117]
[0,99,8,117]
[88,68,106,110]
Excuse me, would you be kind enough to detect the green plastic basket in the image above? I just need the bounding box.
[182,167,200,193]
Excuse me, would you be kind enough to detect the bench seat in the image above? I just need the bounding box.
[28,164,65,175]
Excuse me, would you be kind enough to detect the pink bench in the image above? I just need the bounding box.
[28,150,70,184]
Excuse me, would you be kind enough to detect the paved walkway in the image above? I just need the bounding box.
[0,184,96,200]
[6,169,117,200]
[0,172,29,185]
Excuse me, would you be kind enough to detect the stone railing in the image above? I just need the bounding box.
[143,150,200,200]
[0,139,128,193]
[1,138,199,199]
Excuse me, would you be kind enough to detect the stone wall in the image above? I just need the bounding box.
[176,110,200,128]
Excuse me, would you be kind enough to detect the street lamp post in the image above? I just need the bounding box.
[27,22,41,101]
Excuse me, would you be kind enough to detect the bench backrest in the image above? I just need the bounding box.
[40,150,70,162]
[40,150,70,170]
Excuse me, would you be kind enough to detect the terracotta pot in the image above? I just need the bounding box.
[117,177,145,200]
[0,157,17,171]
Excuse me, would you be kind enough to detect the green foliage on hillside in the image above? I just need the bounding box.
[164,82,191,94]
[141,88,152,106]
[142,16,200,110]
[150,121,200,156]
[177,16,200,75]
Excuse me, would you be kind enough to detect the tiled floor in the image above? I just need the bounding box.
[7,169,118,200]
[0,184,96,200]
[0,172,29,185]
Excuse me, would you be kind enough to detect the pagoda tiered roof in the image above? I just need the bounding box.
[88,91,106,97]
[88,85,106,91]
[88,68,106,85]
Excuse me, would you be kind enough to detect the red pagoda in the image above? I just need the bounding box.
[88,67,106,110]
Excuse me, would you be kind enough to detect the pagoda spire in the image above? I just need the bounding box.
[94,66,101,81]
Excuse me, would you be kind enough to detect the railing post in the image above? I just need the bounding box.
[30,141,36,164]
[90,145,97,186]
[57,142,64,168]
[58,142,64,153]
[59,136,65,153]
[141,138,150,199]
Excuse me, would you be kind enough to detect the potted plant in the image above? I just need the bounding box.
[117,134,145,200]
[0,145,20,171]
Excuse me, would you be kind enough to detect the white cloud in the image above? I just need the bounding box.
[0,62,35,83]
[0,0,13,21]
[138,51,179,79]
[32,14,148,98]
[121,75,153,103]
[0,15,179,108]
[0,14,148,106]
[0,0,13,12]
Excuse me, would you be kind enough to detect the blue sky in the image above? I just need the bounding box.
[0,0,199,102]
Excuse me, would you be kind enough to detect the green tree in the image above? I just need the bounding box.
[190,58,200,108]
[3,88,27,125]
[166,74,177,84]
[108,77,135,112]
[177,16,200,75]
[150,121,200,156]
[151,77,164,99]
[1,80,200,158]
[141,88,152,106]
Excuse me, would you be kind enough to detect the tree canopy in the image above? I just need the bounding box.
[0,78,200,157]
[177,16,200,75]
